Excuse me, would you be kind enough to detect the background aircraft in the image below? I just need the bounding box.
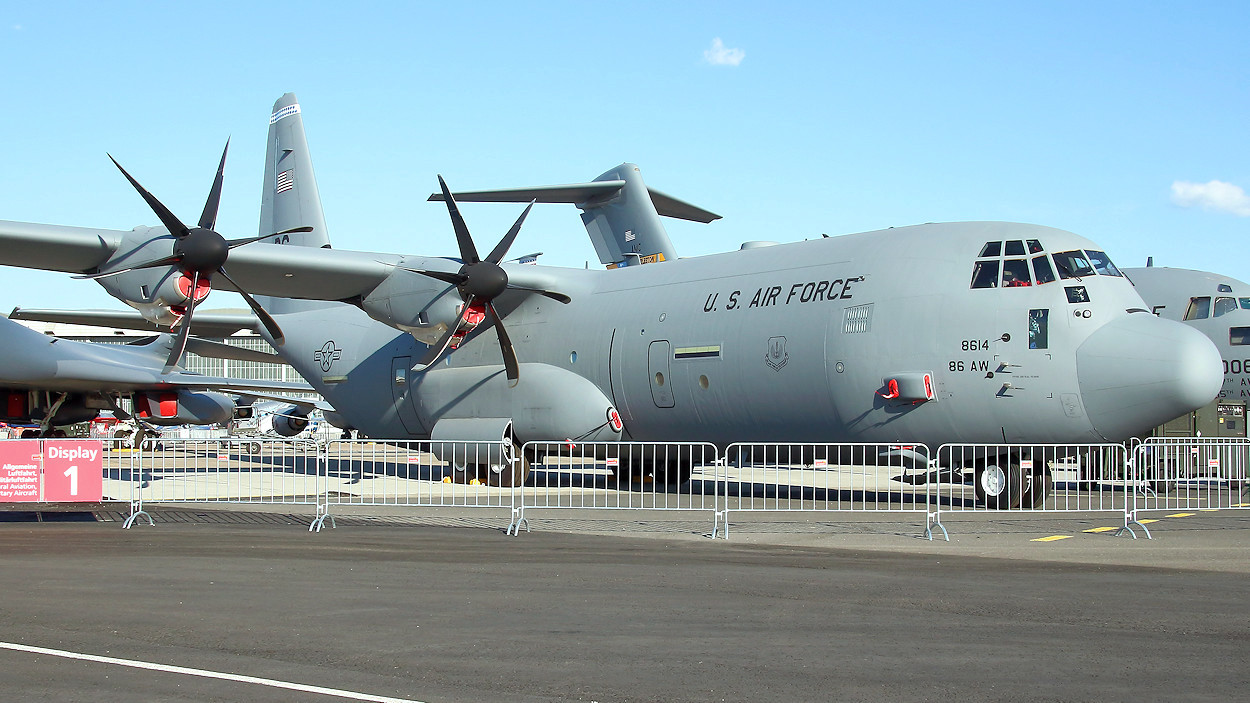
[0,314,312,437]
[0,94,1224,509]
[1126,264,1250,437]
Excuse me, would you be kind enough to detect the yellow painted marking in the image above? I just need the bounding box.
[1138,519,1158,524]
[1031,535,1073,542]
[1199,508,1221,512]
[1165,513,1195,518]
[1234,503,1250,508]
[1083,526,1118,533]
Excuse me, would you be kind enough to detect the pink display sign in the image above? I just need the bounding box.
[42,440,104,502]
[0,440,43,502]
[0,439,104,503]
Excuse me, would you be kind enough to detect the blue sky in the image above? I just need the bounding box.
[1,1,1247,313]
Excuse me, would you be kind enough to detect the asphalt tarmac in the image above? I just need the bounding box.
[1,507,1248,702]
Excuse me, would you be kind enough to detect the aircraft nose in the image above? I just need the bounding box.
[1076,314,1222,441]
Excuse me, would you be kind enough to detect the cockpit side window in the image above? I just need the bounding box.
[1002,259,1031,287]
[971,260,1000,289]
[1085,250,1122,277]
[1027,239,1043,253]
[1240,298,1250,310]
[1032,255,1056,284]
[1214,297,1237,317]
[1004,240,1025,256]
[1231,327,1250,346]
[1185,296,1211,320]
[979,241,1002,258]
[1052,250,1095,279]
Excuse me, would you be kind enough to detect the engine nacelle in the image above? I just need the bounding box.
[359,267,464,346]
[91,226,211,327]
[257,405,310,437]
[0,390,99,426]
[133,390,234,427]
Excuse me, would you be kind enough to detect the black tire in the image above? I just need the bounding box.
[1021,459,1052,509]
[974,456,1024,509]
[486,444,531,488]
[650,460,693,488]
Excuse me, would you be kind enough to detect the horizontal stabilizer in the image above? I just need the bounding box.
[429,182,721,223]
[9,307,261,337]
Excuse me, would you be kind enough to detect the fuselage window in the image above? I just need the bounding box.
[1085,250,1122,277]
[1185,296,1211,320]
[1002,259,1031,287]
[1032,255,1056,284]
[1053,250,1095,279]
[1004,240,1025,256]
[979,241,1002,258]
[1231,327,1250,346]
[1214,297,1238,317]
[971,260,1000,288]
[1027,239,1043,253]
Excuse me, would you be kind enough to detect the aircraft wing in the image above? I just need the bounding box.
[210,242,405,301]
[0,220,125,273]
[10,307,262,337]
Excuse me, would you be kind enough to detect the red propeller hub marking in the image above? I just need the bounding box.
[176,274,212,303]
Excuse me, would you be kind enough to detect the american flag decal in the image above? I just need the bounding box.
[275,169,294,194]
[624,230,636,242]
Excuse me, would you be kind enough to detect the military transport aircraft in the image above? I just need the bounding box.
[0,314,312,437]
[0,93,1224,509]
[1126,264,1250,432]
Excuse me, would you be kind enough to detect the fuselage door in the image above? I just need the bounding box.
[647,340,675,408]
[390,356,423,434]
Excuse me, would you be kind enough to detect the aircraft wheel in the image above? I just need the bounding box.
[1021,460,1051,509]
[974,457,1023,509]
[651,461,693,488]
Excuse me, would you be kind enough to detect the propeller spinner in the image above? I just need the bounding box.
[87,141,309,372]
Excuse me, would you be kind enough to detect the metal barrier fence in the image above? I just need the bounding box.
[516,442,721,535]
[1131,438,1250,516]
[114,437,325,528]
[720,443,939,539]
[320,439,518,530]
[10,435,1248,540]
[933,443,1146,535]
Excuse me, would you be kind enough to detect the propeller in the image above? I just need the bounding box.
[86,141,310,371]
[405,175,569,385]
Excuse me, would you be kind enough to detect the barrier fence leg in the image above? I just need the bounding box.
[506,483,529,536]
[309,441,335,533]
[924,466,948,541]
[1114,450,1150,539]
[711,458,729,539]
[122,444,152,529]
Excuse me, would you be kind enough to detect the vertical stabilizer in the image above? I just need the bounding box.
[581,164,677,268]
[260,93,330,249]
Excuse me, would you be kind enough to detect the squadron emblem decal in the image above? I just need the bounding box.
[314,340,342,372]
[766,336,789,371]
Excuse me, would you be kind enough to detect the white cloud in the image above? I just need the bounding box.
[703,38,744,67]
[1171,180,1250,216]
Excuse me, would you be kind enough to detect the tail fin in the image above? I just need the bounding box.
[429,163,719,269]
[260,93,331,249]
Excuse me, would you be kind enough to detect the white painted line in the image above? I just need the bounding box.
[0,641,425,703]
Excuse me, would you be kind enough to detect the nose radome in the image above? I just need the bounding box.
[1076,314,1222,441]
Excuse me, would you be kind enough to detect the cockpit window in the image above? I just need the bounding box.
[971,260,1000,289]
[1052,250,1095,279]
[979,241,1002,258]
[1032,255,1055,284]
[1240,298,1250,310]
[1185,296,1211,320]
[1004,240,1025,256]
[1214,297,1238,317]
[1002,259,1031,287]
[1218,284,1233,293]
[1231,327,1250,346]
[1085,250,1122,277]
[1027,239,1043,253]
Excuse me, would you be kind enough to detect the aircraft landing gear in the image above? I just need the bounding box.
[1021,458,1052,509]
[451,442,531,487]
[974,456,1023,509]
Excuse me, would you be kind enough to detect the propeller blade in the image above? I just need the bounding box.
[225,225,315,249]
[163,271,200,373]
[484,200,535,265]
[419,295,475,368]
[73,253,184,280]
[437,175,481,264]
[108,154,190,239]
[198,139,229,230]
[487,302,519,386]
[506,284,572,304]
[217,267,285,346]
